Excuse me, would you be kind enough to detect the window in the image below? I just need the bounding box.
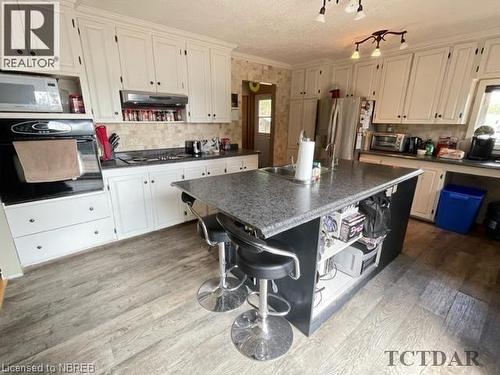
[257,97,272,134]
[471,80,500,151]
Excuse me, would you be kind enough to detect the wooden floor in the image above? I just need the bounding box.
[1,220,499,374]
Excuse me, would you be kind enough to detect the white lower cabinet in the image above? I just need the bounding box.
[15,218,115,267]
[150,168,185,229]
[359,154,444,221]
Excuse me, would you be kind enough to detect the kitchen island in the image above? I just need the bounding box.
[172,160,422,335]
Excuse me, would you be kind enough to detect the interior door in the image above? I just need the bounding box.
[254,94,272,167]
[210,49,231,123]
[152,35,187,95]
[108,173,153,239]
[403,47,450,124]
[436,42,477,124]
[186,42,212,122]
[352,61,379,99]
[332,65,353,97]
[287,99,304,149]
[116,28,156,92]
[373,54,413,123]
[78,18,122,121]
[150,168,184,229]
[290,69,306,99]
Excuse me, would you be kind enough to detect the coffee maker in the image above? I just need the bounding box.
[468,136,495,160]
[406,137,423,154]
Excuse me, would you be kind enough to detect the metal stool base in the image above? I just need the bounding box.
[197,277,247,312]
[231,309,293,361]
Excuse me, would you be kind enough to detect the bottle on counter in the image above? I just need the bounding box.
[425,139,435,156]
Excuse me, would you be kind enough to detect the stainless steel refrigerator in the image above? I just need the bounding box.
[315,97,374,161]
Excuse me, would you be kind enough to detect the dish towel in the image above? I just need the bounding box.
[13,139,81,183]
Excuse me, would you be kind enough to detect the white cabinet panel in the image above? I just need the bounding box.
[410,166,444,221]
[210,49,231,122]
[332,65,353,97]
[207,160,226,176]
[478,37,500,78]
[302,99,318,141]
[15,217,115,267]
[403,47,450,124]
[57,6,83,74]
[291,69,306,99]
[108,173,153,239]
[186,43,212,123]
[436,42,477,124]
[116,28,156,92]
[78,18,122,121]
[152,35,186,94]
[150,168,184,229]
[352,61,380,99]
[5,192,110,238]
[304,67,321,99]
[373,54,413,124]
[287,100,304,149]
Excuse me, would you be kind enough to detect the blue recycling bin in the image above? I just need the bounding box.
[435,184,486,234]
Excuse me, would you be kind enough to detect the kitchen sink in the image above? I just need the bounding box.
[261,165,330,184]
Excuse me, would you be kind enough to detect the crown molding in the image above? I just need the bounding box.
[290,58,334,69]
[75,5,238,50]
[231,51,292,70]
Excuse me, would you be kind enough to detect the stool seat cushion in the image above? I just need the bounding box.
[236,240,294,280]
[197,214,230,243]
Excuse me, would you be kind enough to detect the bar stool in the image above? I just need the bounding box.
[217,213,301,361]
[181,193,247,312]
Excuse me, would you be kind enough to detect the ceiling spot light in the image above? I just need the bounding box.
[353,29,408,59]
[354,1,366,20]
[351,44,360,59]
[344,0,357,13]
[371,44,381,57]
[315,1,327,23]
[400,35,409,50]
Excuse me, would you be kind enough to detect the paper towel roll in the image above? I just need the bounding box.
[295,140,315,181]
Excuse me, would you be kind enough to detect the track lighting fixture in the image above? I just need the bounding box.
[315,0,366,23]
[351,30,408,59]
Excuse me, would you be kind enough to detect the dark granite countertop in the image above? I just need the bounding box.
[101,148,259,169]
[361,150,500,171]
[172,160,422,238]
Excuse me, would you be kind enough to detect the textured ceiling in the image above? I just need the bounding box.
[78,0,500,65]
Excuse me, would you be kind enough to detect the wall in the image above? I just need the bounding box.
[105,57,291,165]
[0,206,22,279]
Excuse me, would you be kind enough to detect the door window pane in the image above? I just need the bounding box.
[257,98,272,134]
[477,85,500,149]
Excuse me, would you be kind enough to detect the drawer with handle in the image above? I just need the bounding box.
[5,192,111,238]
[14,217,116,267]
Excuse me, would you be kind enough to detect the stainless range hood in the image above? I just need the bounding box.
[120,90,188,108]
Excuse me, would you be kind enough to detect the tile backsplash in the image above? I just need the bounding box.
[374,123,468,144]
[104,122,241,151]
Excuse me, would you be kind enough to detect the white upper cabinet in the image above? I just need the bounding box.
[210,49,231,122]
[116,27,156,92]
[186,42,212,122]
[352,61,380,99]
[478,37,500,78]
[291,70,306,99]
[290,68,321,99]
[152,35,187,94]
[332,65,353,97]
[186,43,231,123]
[436,42,478,124]
[373,54,413,124]
[287,100,304,149]
[403,47,450,124]
[78,18,122,121]
[57,5,83,75]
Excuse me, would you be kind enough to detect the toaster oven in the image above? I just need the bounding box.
[370,132,407,152]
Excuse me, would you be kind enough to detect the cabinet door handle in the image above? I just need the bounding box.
[36,245,42,250]
[207,172,210,175]
[397,115,401,118]
[144,181,148,184]
[151,180,155,183]
[438,114,442,118]
[243,166,247,169]
[114,111,119,115]
[208,113,211,116]
[403,115,407,119]
[94,230,99,235]
[157,82,161,85]
[29,218,35,223]
[202,173,205,176]
[150,81,154,85]
[213,114,216,118]
[89,207,94,211]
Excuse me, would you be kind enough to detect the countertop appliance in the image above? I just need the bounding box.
[468,136,495,160]
[0,118,103,205]
[406,136,423,154]
[120,90,188,107]
[0,73,63,113]
[370,132,408,152]
[316,97,374,161]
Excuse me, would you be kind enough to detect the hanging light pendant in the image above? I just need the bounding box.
[354,0,366,20]
[315,0,366,22]
[315,0,327,23]
[352,30,408,59]
[344,0,358,14]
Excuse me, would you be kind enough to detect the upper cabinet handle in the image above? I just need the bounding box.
[157,82,161,85]
[150,81,154,85]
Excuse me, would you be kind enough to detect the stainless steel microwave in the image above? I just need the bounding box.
[0,73,63,112]
[370,132,407,152]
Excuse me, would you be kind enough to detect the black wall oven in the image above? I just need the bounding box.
[0,118,104,205]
